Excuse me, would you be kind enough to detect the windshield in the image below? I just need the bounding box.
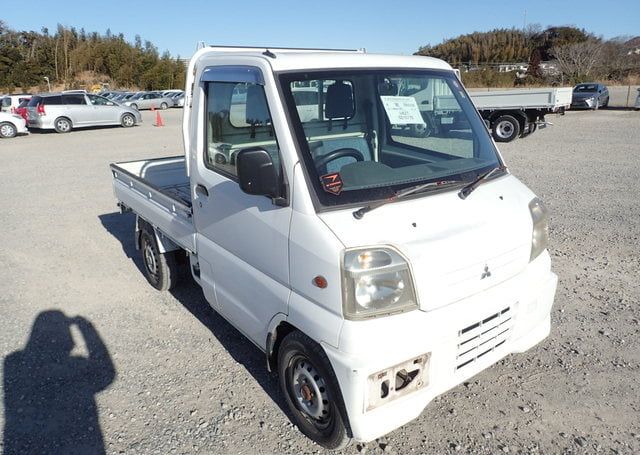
[279,69,501,208]
[574,84,598,93]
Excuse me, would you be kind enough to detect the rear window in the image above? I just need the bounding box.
[17,99,30,108]
[1,97,11,108]
[27,96,44,107]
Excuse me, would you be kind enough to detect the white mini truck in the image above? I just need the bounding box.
[111,46,558,449]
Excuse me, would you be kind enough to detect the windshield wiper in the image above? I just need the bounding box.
[458,165,507,200]
[352,179,462,219]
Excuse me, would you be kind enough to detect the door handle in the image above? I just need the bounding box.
[195,184,209,197]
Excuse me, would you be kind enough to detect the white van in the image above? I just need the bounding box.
[0,94,31,113]
[110,46,557,449]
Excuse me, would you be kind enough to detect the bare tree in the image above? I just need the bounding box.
[551,39,604,82]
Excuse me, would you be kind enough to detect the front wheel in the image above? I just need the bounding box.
[278,331,352,450]
[160,102,168,110]
[0,122,17,138]
[54,117,72,133]
[121,113,136,128]
[491,115,520,142]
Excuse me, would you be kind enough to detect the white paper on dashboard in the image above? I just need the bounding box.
[380,96,425,125]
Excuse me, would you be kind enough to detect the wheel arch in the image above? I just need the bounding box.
[135,216,181,254]
[266,318,298,372]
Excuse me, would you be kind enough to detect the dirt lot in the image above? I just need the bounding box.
[1,107,639,454]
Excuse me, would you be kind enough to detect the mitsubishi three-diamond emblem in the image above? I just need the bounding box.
[481,264,491,280]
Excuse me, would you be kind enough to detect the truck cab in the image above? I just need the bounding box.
[111,46,557,449]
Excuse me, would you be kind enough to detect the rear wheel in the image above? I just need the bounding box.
[140,227,180,291]
[278,331,352,450]
[0,122,17,138]
[492,115,520,142]
[54,117,72,133]
[121,113,136,128]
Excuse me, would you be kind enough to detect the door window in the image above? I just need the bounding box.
[62,94,87,105]
[87,94,112,105]
[205,81,280,179]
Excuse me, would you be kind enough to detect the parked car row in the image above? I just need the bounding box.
[99,90,184,109]
[0,88,182,137]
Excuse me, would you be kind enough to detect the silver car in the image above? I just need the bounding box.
[571,83,609,110]
[123,92,174,111]
[26,93,142,133]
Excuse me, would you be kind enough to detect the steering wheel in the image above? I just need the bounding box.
[314,147,364,172]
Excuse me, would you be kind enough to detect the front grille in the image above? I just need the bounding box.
[456,307,512,370]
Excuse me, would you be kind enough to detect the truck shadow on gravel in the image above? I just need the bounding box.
[3,310,115,455]
[98,211,291,418]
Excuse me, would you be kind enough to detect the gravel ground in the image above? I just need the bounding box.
[1,107,639,454]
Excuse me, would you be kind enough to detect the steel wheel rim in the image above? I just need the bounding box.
[143,239,158,278]
[496,121,513,138]
[290,356,331,425]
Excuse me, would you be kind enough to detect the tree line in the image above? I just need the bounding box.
[416,26,640,86]
[0,21,186,93]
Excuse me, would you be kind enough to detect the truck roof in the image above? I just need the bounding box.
[193,47,453,72]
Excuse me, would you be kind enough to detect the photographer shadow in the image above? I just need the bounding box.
[3,311,115,455]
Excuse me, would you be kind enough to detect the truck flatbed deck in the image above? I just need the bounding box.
[110,156,195,253]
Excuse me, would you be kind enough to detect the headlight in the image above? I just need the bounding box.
[342,247,418,320]
[529,198,549,261]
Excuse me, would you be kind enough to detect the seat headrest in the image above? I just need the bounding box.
[245,85,270,125]
[325,82,354,119]
[378,80,398,96]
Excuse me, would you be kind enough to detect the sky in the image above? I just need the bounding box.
[3,0,639,58]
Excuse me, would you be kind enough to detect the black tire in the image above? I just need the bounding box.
[491,115,520,142]
[160,102,168,110]
[54,117,72,134]
[278,331,352,450]
[121,113,136,128]
[0,122,17,138]
[139,228,180,291]
[602,97,609,108]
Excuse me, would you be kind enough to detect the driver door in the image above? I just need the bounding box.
[191,66,291,346]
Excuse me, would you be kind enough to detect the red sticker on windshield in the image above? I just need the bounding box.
[320,172,343,195]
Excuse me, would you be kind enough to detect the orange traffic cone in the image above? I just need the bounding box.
[154,109,164,127]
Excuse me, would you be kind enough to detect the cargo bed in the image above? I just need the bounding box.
[110,156,195,253]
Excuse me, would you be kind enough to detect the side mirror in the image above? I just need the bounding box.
[236,148,283,203]
[107,101,115,106]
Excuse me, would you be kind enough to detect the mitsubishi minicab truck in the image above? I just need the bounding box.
[110,45,558,449]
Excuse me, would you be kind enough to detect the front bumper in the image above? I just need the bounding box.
[571,98,596,109]
[322,252,557,442]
